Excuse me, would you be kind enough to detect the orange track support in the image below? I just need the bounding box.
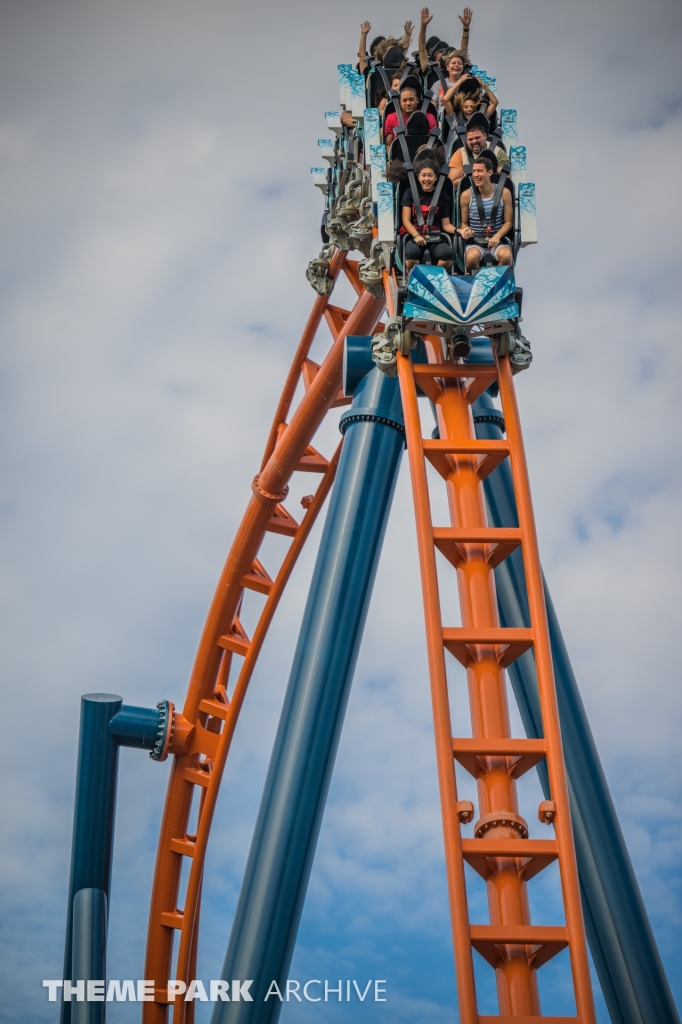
[396,318,596,1020]
[143,253,384,1023]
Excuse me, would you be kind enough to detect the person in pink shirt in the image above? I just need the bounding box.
[384,86,437,147]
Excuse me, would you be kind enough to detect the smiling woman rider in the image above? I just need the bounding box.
[401,157,456,272]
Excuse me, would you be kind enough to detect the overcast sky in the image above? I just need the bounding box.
[0,0,681,1021]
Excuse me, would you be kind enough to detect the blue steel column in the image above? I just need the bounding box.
[473,385,680,1024]
[211,367,404,1024]
[61,694,121,1024]
[61,697,166,1023]
[71,888,107,1024]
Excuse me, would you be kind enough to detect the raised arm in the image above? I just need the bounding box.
[442,83,458,116]
[459,7,472,52]
[481,80,499,118]
[358,21,371,74]
[418,8,433,72]
[399,20,415,52]
[443,72,475,113]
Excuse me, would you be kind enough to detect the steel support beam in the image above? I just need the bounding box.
[61,694,121,1024]
[71,887,107,1024]
[61,696,165,1023]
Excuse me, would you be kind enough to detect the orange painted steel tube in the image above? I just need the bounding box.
[422,339,538,1016]
[144,284,383,1023]
[497,354,596,1023]
[397,349,479,1024]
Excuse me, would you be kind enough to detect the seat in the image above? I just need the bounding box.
[382,100,439,133]
[389,133,432,162]
[424,68,445,97]
[366,68,386,109]
[387,110,442,162]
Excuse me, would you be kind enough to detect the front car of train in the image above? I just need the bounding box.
[308,53,536,371]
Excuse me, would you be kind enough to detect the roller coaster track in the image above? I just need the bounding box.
[142,252,384,1023]
[53,22,682,1023]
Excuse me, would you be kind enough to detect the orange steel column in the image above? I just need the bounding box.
[497,353,597,1021]
[426,338,539,1015]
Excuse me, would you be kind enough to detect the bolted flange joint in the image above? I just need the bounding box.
[474,810,529,840]
[252,476,289,505]
[150,700,173,762]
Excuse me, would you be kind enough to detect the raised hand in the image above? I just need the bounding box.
[421,7,433,25]
[360,20,371,34]
[459,7,473,27]
[404,20,415,36]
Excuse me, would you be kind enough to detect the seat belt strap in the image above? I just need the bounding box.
[489,171,508,236]
[425,124,441,149]
[393,126,424,231]
[371,60,408,135]
[487,125,505,154]
[470,182,489,239]
[426,165,450,231]
[462,143,473,176]
[406,166,425,231]
[399,59,418,87]
[430,63,448,95]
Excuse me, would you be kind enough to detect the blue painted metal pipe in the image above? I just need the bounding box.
[211,367,405,1024]
[61,698,167,1023]
[472,384,680,1024]
[61,694,121,1024]
[71,888,107,1024]
[108,703,164,751]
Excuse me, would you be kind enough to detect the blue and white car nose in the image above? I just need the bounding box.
[404,265,519,335]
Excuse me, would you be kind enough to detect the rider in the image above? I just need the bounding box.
[357,24,384,76]
[445,79,498,122]
[457,154,513,272]
[432,47,473,110]
[448,112,507,185]
[373,24,415,65]
[384,84,437,147]
[401,157,456,273]
[418,7,472,73]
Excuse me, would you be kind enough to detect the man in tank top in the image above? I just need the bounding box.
[457,154,513,272]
